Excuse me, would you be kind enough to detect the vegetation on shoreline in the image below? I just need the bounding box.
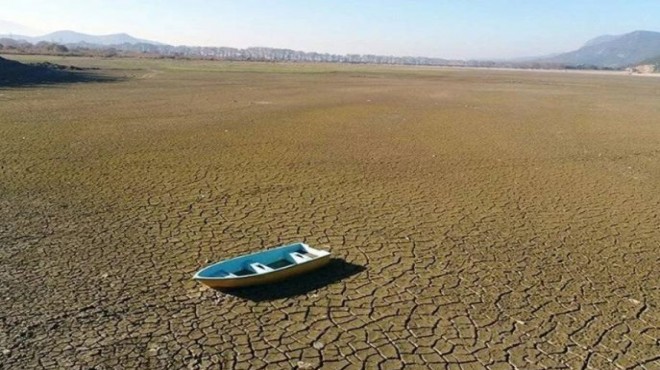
[0,37,637,72]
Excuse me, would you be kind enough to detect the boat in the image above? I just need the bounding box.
[193,243,331,289]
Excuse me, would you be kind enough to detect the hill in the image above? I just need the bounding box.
[640,54,660,65]
[0,30,163,46]
[631,55,660,73]
[0,56,61,85]
[0,56,112,87]
[537,30,660,68]
[2,28,659,71]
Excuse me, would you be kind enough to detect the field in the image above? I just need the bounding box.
[1,55,659,369]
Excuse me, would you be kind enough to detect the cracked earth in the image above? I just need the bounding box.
[0,58,659,369]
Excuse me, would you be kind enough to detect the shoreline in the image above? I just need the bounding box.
[2,52,658,77]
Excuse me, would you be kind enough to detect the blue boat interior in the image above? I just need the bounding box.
[196,243,319,279]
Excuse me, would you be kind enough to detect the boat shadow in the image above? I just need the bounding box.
[216,258,365,302]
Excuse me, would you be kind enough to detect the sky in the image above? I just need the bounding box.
[1,0,659,59]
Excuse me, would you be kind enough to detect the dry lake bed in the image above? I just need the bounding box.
[0,56,659,369]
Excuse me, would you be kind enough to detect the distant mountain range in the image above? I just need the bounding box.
[1,29,659,70]
[639,54,660,69]
[0,30,462,66]
[0,30,163,46]
[535,30,660,68]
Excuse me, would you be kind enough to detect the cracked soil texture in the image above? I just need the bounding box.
[0,57,659,369]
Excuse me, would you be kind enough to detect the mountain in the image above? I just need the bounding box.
[641,55,660,65]
[582,34,621,48]
[537,30,660,68]
[1,33,464,66]
[3,27,659,71]
[0,30,163,46]
[632,55,660,73]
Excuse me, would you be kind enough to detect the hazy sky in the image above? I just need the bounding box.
[1,0,659,59]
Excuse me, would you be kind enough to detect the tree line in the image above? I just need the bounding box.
[0,38,626,71]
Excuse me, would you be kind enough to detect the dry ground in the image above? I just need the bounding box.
[0,56,659,369]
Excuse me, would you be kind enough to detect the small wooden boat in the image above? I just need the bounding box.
[193,243,331,289]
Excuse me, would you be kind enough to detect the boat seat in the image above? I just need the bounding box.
[250,262,274,274]
[289,252,312,263]
[219,270,237,278]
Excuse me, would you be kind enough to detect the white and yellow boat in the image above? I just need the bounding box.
[193,243,331,289]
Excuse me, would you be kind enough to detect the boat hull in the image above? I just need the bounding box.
[194,243,332,289]
[197,253,331,289]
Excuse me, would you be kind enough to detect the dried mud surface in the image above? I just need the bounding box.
[1,57,659,369]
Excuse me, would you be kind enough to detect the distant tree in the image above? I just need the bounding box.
[53,44,69,53]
